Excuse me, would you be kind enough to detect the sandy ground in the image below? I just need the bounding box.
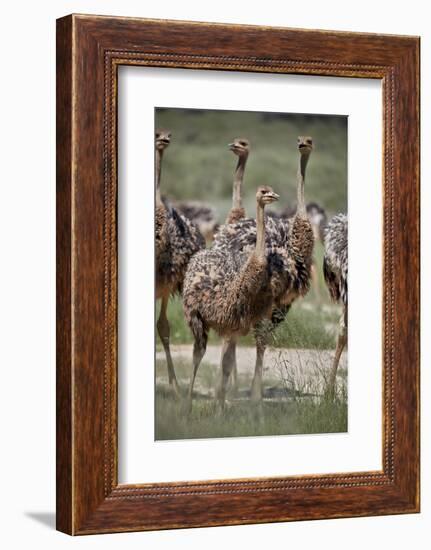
[156,344,347,398]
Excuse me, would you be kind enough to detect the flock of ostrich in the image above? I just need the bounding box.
[155,128,348,412]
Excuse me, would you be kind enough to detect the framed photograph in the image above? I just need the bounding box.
[56,14,420,535]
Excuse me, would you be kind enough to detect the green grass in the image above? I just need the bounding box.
[154,355,347,440]
[155,396,347,440]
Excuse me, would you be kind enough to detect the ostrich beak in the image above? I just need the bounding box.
[269,192,280,201]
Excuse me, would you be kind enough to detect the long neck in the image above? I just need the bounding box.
[254,201,266,262]
[296,153,309,219]
[155,148,163,206]
[232,154,247,209]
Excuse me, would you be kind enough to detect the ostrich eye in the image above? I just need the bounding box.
[156,133,160,138]
[240,141,246,146]
[307,139,312,144]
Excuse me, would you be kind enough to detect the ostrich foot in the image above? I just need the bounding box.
[215,389,226,411]
[216,398,233,416]
[323,382,336,402]
[182,393,194,416]
[227,376,239,398]
[168,378,182,399]
[250,378,263,402]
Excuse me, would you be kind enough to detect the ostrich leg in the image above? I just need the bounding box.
[327,307,347,399]
[231,355,238,392]
[227,343,238,395]
[217,336,237,409]
[186,321,208,411]
[157,295,180,397]
[250,322,269,401]
[250,344,265,401]
[251,306,290,402]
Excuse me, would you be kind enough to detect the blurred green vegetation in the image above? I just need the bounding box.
[156,108,347,220]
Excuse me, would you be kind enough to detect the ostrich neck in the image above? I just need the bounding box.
[254,201,266,262]
[296,153,309,219]
[155,148,163,206]
[232,155,247,209]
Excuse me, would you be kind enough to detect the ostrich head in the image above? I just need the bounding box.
[256,185,279,206]
[297,136,313,155]
[155,129,171,151]
[229,137,250,158]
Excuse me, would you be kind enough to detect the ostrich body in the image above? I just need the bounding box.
[268,202,327,301]
[155,129,204,395]
[212,137,315,400]
[307,202,328,244]
[268,202,327,244]
[173,200,219,243]
[183,186,281,408]
[225,137,250,224]
[323,213,348,397]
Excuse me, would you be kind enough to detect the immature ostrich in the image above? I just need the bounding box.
[155,129,204,395]
[224,137,250,390]
[173,200,219,243]
[213,137,315,401]
[251,136,315,399]
[226,137,250,224]
[183,186,280,408]
[323,213,348,398]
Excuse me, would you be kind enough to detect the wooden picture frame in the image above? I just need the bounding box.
[56,14,420,535]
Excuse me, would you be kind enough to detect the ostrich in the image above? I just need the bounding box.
[212,136,315,401]
[225,137,250,224]
[223,137,250,391]
[173,200,219,243]
[323,213,348,398]
[183,186,280,409]
[155,129,205,396]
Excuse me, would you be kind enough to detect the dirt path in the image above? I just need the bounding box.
[156,344,347,398]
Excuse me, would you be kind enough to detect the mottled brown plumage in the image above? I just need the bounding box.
[155,202,168,267]
[156,198,204,297]
[155,129,204,395]
[268,201,327,244]
[173,200,219,243]
[323,214,347,305]
[226,206,246,225]
[183,186,281,408]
